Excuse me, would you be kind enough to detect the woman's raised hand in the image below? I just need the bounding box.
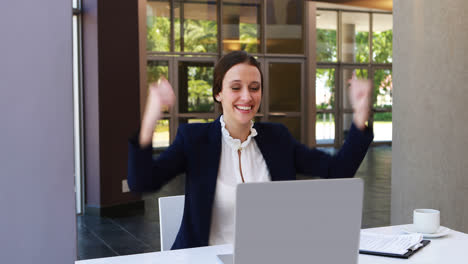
[348,72,371,131]
[139,77,175,147]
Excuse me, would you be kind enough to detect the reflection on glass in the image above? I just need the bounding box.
[373,112,392,141]
[178,62,214,113]
[316,10,337,62]
[373,69,392,108]
[316,68,335,110]
[269,116,301,141]
[179,118,214,124]
[175,0,217,53]
[373,14,393,63]
[222,0,261,53]
[73,0,79,9]
[147,0,171,52]
[266,0,303,54]
[153,119,170,148]
[342,68,368,109]
[342,113,354,141]
[341,12,369,63]
[269,63,301,112]
[316,113,334,144]
[147,61,169,83]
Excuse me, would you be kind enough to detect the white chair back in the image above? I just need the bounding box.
[158,195,185,251]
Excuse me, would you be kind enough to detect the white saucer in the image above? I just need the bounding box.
[401,225,451,238]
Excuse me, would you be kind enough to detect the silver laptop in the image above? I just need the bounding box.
[217,178,363,264]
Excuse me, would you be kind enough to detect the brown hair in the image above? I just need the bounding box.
[212,51,263,103]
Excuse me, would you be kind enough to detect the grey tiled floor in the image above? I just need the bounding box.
[77,145,391,260]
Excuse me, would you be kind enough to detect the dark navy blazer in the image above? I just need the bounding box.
[127,116,373,250]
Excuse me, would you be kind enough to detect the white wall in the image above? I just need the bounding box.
[0,1,76,262]
[392,0,468,232]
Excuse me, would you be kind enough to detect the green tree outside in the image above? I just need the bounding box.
[239,23,259,53]
[187,66,214,112]
[147,17,171,52]
[316,29,337,62]
[316,68,335,110]
[373,30,393,63]
[175,19,217,53]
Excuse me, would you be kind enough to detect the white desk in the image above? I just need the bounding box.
[76,225,468,264]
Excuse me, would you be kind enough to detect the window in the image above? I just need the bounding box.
[316,10,337,62]
[147,0,171,52]
[175,0,218,53]
[341,12,369,63]
[146,0,307,149]
[373,14,393,63]
[316,67,335,144]
[222,0,261,53]
[316,9,392,146]
[266,0,304,54]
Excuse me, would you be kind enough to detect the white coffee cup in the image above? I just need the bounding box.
[413,209,440,234]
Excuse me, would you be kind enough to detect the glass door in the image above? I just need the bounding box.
[264,58,304,142]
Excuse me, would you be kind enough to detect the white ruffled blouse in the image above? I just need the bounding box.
[208,115,271,246]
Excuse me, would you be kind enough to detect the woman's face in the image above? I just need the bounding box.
[216,63,262,127]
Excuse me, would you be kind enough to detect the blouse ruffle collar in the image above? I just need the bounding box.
[220,115,257,150]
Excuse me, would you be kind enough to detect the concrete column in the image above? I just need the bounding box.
[392,0,468,232]
[0,1,75,262]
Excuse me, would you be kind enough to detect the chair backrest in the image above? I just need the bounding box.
[158,195,185,251]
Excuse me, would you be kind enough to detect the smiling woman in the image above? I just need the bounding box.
[213,52,263,141]
[128,50,374,250]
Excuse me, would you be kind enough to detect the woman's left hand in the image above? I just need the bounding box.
[348,72,372,131]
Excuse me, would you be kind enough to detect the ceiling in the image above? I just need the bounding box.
[312,0,393,12]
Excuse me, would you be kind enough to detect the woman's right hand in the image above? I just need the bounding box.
[139,77,175,147]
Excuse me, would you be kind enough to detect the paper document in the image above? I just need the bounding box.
[359,231,423,255]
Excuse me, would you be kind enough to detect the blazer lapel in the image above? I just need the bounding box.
[205,116,222,197]
[198,117,222,244]
[253,123,288,181]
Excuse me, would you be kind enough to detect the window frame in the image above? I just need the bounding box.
[316,8,393,147]
[146,0,308,152]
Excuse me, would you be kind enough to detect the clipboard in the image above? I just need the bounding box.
[359,240,431,259]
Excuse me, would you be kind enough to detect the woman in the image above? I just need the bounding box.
[128,51,373,250]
